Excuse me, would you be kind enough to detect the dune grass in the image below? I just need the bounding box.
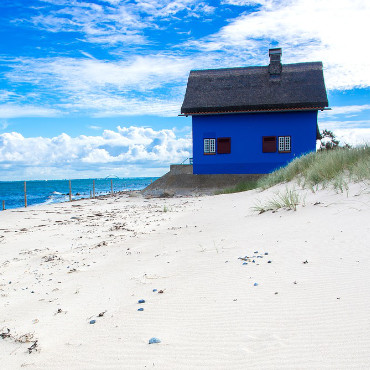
[217,146,370,194]
[215,180,259,194]
[252,187,302,213]
[257,145,370,191]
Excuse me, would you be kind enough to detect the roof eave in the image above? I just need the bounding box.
[179,107,331,117]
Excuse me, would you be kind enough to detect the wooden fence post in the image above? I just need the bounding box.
[93,180,95,199]
[69,180,72,202]
[24,181,27,208]
[111,179,113,196]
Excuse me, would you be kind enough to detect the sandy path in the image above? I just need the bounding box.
[0,183,369,369]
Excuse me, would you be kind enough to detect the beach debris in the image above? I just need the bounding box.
[138,299,145,304]
[148,337,161,344]
[28,340,38,354]
[98,311,106,317]
[254,283,258,286]
[264,252,269,255]
[275,292,278,295]
[138,308,144,311]
[293,281,298,284]
[0,328,11,339]
[42,254,59,263]
[89,320,96,325]
[268,260,272,263]
[242,262,248,265]
[303,260,308,264]
[158,290,164,294]
[254,251,258,254]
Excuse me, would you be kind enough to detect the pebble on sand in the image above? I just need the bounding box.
[149,337,161,344]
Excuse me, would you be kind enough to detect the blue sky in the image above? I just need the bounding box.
[0,0,369,180]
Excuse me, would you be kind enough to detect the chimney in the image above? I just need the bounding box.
[268,48,282,77]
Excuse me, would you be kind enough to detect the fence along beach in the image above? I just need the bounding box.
[0,177,155,210]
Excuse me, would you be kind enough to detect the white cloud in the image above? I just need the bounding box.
[5,55,193,117]
[322,105,370,116]
[0,104,61,118]
[191,0,370,90]
[30,0,214,45]
[87,125,102,130]
[333,128,370,146]
[0,120,9,130]
[0,126,192,179]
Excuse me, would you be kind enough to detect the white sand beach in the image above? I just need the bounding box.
[0,182,369,369]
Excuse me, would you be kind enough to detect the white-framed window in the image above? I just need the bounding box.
[278,136,291,153]
[204,138,216,154]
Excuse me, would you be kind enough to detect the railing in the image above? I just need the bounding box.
[180,157,193,165]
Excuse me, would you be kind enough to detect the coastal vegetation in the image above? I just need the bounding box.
[251,187,302,213]
[218,145,370,195]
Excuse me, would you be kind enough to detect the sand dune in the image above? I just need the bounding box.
[0,182,369,369]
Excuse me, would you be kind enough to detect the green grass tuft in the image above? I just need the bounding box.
[257,145,370,191]
[215,180,259,195]
[252,187,302,213]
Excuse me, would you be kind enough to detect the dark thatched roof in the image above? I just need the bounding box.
[181,62,329,115]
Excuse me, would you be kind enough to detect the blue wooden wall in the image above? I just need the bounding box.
[192,111,318,174]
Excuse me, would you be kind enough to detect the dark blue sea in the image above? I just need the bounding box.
[0,178,157,210]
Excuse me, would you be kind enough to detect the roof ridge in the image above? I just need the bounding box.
[190,61,323,73]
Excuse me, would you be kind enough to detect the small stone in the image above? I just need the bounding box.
[138,308,144,311]
[138,299,145,304]
[148,337,161,344]
[89,320,96,324]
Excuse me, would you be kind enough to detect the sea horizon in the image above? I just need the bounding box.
[0,177,158,210]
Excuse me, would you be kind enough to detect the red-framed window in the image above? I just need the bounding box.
[262,136,276,153]
[217,137,231,154]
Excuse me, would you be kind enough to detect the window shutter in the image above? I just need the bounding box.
[262,136,276,153]
[285,136,291,151]
[210,139,216,153]
[204,139,210,153]
[217,138,231,154]
[278,137,285,152]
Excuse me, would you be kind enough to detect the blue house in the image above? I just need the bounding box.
[181,48,329,174]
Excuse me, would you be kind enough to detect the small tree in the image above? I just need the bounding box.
[318,129,351,151]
